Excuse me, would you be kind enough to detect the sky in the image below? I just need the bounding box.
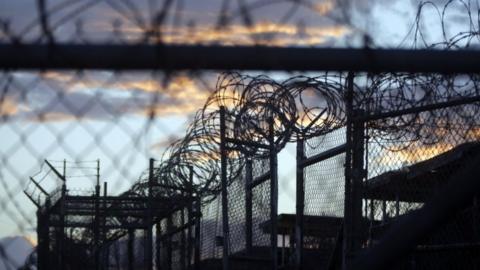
[0,0,478,242]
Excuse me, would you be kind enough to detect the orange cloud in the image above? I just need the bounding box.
[14,74,214,122]
[31,112,79,122]
[24,235,37,246]
[0,98,19,117]
[109,20,349,47]
[313,1,335,15]
[374,142,455,168]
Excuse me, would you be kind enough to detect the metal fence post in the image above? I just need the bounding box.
[128,229,135,270]
[94,160,101,270]
[194,197,201,270]
[351,112,365,253]
[343,72,354,270]
[220,106,230,270]
[180,208,186,270]
[187,166,194,268]
[245,157,253,254]
[146,158,154,270]
[58,182,66,269]
[37,199,50,270]
[167,215,173,270]
[102,182,109,269]
[343,72,365,270]
[295,138,305,270]
[156,222,161,270]
[269,118,278,270]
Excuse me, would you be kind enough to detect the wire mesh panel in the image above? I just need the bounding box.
[304,128,346,217]
[251,158,271,252]
[301,128,346,268]
[363,103,480,268]
[227,171,246,255]
[199,194,222,261]
[158,219,170,269]
[3,1,480,269]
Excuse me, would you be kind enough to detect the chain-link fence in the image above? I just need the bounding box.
[2,1,480,270]
[362,104,480,269]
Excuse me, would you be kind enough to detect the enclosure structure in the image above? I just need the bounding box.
[25,159,195,270]
[17,66,480,270]
[5,1,480,269]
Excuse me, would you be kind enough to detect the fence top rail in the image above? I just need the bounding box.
[1,44,480,73]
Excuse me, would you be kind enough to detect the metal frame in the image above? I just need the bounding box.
[2,44,480,73]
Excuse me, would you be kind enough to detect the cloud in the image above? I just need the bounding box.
[0,98,20,117]
[373,125,480,168]
[1,72,215,122]
[380,143,455,166]
[112,21,349,47]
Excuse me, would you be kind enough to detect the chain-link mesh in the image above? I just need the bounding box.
[301,128,345,268]
[3,1,480,269]
[251,158,271,251]
[304,128,346,217]
[199,194,222,261]
[227,171,246,255]
[362,103,480,268]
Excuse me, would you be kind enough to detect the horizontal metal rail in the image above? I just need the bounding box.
[355,95,480,122]
[248,171,271,189]
[301,143,347,168]
[2,44,480,73]
[226,137,270,149]
[48,221,147,229]
[152,183,192,193]
[159,220,196,240]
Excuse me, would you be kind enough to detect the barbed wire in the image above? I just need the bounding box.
[5,0,480,269]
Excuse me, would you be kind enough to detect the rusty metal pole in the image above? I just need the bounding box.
[219,106,230,270]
